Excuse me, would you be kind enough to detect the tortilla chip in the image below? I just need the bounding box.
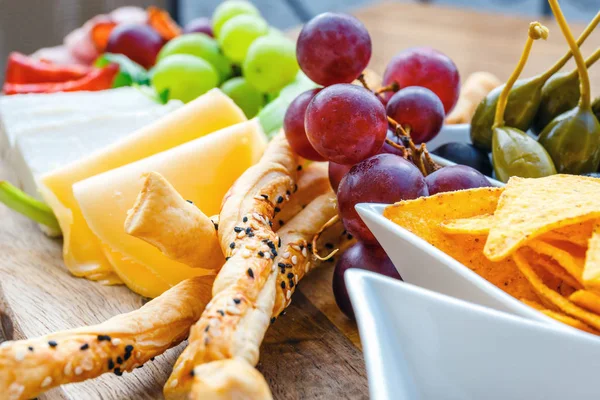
[484,175,600,261]
[540,309,600,335]
[526,239,585,286]
[520,299,545,310]
[531,253,583,290]
[384,188,539,302]
[569,290,600,315]
[440,214,493,235]
[542,220,595,248]
[514,249,600,331]
[583,222,600,289]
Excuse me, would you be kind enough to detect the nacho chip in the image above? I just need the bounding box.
[485,175,600,261]
[531,253,583,290]
[540,309,600,335]
[569,290,600,315]
[526,239,585,286]
[384,188,539,302]
[520,299,545,310]
[514,249,600,331]
[583,222,600,289]
[542,220,595,248]
[440,214,493,235]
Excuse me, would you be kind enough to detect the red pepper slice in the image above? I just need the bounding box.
[147,6,181,41]
[4,52,91,84]
[3,63,119,95]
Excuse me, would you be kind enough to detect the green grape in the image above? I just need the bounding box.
[221,77,264,118]
[157,33,232,83]
[243,35,299,93]
[218,15,269,63]
[213,0,260,38]
[151,54,218,103]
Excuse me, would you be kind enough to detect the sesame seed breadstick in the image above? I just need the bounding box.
[0,275,214,400]
[164,134,298,399]
[272,162,331,231]
[445,71,502,124]
[124,171,224,270]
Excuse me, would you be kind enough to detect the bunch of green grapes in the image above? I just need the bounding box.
[150,0,300,118]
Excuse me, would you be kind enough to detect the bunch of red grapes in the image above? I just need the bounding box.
[284,12,491,319]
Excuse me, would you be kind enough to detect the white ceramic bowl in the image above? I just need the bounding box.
[346,269,600,400]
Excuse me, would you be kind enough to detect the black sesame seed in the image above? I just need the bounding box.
[267,241,276,250]
[286,264,293,268]
[136,365,144,369]
[116,357,123,364]
[277,196,284,204]
[300,244,304,250]
[307,243,313,250]
[297,165,302,171]
[205,326,210,332]
[261,194,269,200]
[226,257,231,261]
[245,227,252,234]
[125,344,134,353]
[233,298,241,304]
[108,359,115,370]
[217,310,225,316]
[302,204,306,209]
[289,280,295,288]
[280,281,286,289]
[229,242,235,249]
[287,272,294,279]
[279,220,285,226]
[150,357,155,361]
[248,231,255,237]
[286,190,291,196]
[234,227,243,233]
[28,346,34,352]
[278,237,281,248]
[258,251,265,257]
[114,368,123,376]
[272,250,278,257]
[48,340,57,348]
[342,230,347,235]
[186,200,193,204]
[243,216,248,223]
[97,335,111,342]
[190,369,195,377]
[80,343,89,351]
[347,234,353,240]
[214,223,219,231]
[294,184,298,192]
[269,220,273,227]
[270,317,276,324]
[278,262,286,268]
[124,352,131,361]
[325,243,334,249]
[274,207,281,213]
[247,268,254,279]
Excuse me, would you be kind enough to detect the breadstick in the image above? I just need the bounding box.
[445,71,502,124]
[124,171,224,270]
[272,162,331,231]
[0,276,214,400]
[164,134,298,398]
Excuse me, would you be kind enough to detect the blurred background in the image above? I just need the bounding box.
[0,0,598,82]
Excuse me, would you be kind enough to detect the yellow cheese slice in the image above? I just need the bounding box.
[39,89,246,282]
[73,120,267,297]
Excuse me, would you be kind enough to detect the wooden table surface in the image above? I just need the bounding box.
[1,2,599,399]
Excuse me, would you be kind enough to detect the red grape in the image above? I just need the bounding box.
[337,153,428,243]
[183,17,214,37]
[328,162,352,193]
[305,84,387,165]
[296,13,371,86]
[381,129,408,158]
[386,86,445,144]
[106,24,164,69]
[382,47,460,113]
[432,142,493,176]
[425,165,491,195]
[333,241,401,320]
[284,88,326,161]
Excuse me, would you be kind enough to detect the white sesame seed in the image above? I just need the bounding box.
[264,252,271,259]
[14,349,25,361]
[291,255,298,265]
[291,244,301,251]
[271,264,276,272]
[136,351,142,359]
[286,290,292,300]
[260,245,270,252]
[237,230,246,239]
[231,248,237,255]
[242,249,251,258]
[253,213,262,221]
[295,274,298,284]
[8,383,24,398]
[0,341,12,348]
[74,366,83,376]
[81,358,94,371]
[41,376,53,388]
[171,379,179,388]
[254,195,265,201]
[283,252,290,259]
[64,362,72,376]
[111,338,122,346]
[226,306,241,315]
[302,247,308,257]
[305,262,310,273]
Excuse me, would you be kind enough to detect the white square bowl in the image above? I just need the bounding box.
[345,269,600,400]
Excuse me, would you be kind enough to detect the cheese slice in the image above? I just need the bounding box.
[11,102,182,199]
[73,120,267,297]
[40,89,246,282]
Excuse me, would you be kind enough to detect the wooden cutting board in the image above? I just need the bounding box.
[0,156,367,399]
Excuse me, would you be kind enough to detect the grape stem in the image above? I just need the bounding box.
[548,0,591,109]
[311,214,340,261]
[384,138,409,159]
[539,11,600,81]
[375,81,399,95]
[356,73,371,91]
[493,22,549,129]
[387,116,441,176]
